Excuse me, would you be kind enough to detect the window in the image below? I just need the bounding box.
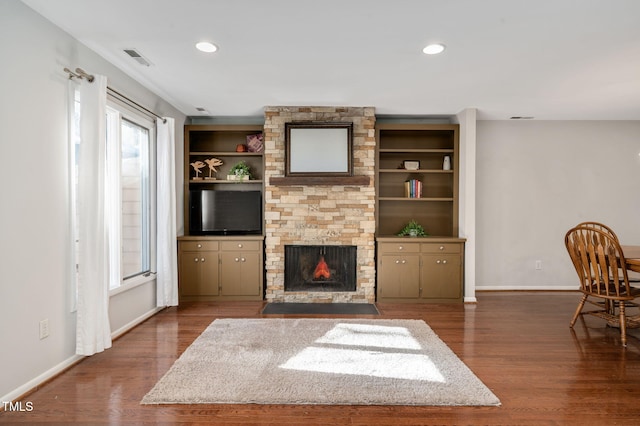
[106,104,156,290]
[70,94,156,298]
[120,118,152,279]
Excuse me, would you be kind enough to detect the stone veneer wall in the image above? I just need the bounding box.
[264,106,376,303]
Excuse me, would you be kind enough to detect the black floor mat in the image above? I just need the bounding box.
[261,303,379,315]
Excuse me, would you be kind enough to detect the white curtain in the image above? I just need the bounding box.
[156,117,178,306]
[76,74,112,355]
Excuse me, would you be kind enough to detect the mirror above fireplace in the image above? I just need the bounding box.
[285,122,353,177]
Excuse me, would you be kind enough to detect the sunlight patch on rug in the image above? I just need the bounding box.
[141,318,500,406]
[280,347,445,382]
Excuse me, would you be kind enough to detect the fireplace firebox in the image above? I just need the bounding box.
[284,245,357,292]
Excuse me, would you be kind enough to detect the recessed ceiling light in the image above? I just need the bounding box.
[196,41,218,53]
[422,43,446,55]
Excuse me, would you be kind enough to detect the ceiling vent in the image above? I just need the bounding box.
[123,49,151,66]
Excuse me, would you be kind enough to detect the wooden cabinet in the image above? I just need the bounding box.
[375,124,459,237]
[178,241,219,297]
[178,236,264,301]
[219,241,263,297]
[377,238,464,303]
[419,242,463,300]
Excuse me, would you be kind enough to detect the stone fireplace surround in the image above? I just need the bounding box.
[264,106,376,303]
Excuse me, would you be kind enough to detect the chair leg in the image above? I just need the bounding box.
[619,302,627,347]
[570,294,588,327]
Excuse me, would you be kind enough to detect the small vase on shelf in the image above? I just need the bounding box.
[443,155,451,171]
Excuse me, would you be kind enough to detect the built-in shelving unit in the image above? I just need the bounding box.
[375,124,459,237]
[180,124,265,301]
[375,123,464,303]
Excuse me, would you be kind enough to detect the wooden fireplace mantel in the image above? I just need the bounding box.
[269,176,370,186]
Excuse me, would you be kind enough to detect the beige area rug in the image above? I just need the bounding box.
[141,318,500,406]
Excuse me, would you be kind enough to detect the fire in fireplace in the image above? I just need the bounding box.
[285,245,357,292]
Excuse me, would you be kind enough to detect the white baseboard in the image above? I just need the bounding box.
[476,286,578,291]
[1,354,84,404]
[111,306,164,340]
[2,306,164,405]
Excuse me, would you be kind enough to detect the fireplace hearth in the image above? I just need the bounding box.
[285,245,357,292]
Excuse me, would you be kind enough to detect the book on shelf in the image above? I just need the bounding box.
[404,179,422,198]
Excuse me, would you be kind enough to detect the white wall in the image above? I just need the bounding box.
[476,120,640,290]
[0,0,185,401]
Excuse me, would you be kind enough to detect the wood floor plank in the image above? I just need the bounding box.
[3,292,640,424]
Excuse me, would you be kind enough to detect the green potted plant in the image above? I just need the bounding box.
[397,219,427,237]
[227,161,252,181]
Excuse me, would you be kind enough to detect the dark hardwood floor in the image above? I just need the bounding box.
[3,291,640,425]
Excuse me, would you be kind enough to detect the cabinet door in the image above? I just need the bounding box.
[378,254,420,299]
[179,251,219,297]
[219,251,261,296]
[420,254,461,299]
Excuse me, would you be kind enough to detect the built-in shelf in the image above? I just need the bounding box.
[189,152,263,157]
[269,176,370,186]
[379,169,453,174]
[189,179,264,184]
[378,197,454,201]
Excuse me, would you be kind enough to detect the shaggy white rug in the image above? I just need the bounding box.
[141,318,500,406]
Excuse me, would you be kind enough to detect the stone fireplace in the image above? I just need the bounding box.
[264,106,376,303]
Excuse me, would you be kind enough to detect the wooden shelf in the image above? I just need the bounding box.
[379,197,454,202]
[189,151,263,157]
[379,148,454,153]
[376,123,459,237]
[379,169,453,174]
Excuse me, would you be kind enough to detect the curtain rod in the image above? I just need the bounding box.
[63,67,167,123]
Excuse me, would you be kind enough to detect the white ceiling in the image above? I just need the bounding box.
[22,0,640,120]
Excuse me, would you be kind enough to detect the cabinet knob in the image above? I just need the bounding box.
[241,257,246,262]
[395,260,400,264]
[442,260,447,264]
[235,257,240,262]
[439,246,444,250]
[401,260,406,264]
[238,243,243,248]
[436,260,441,264]
[194,258,199,262]
[399,246,403,250]
[201,258,205,262]
[197,244,202,248]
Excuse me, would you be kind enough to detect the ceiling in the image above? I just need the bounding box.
[22,0,640,120]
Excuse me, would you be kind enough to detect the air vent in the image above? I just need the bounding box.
[123,49,151,66]
[195,107,210,114]
[510,116,534,120]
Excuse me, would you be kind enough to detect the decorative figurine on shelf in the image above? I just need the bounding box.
[397,220,428,237]
[190,160,206,180]
[204,158,223,180]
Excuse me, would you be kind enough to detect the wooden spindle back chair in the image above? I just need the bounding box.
[565,226,640,346]
[575,221,640,282]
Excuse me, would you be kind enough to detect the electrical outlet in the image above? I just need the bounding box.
[535,260,542,270]
[39,319,49,339]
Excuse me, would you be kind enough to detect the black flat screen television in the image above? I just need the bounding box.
[189,190,262,235]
